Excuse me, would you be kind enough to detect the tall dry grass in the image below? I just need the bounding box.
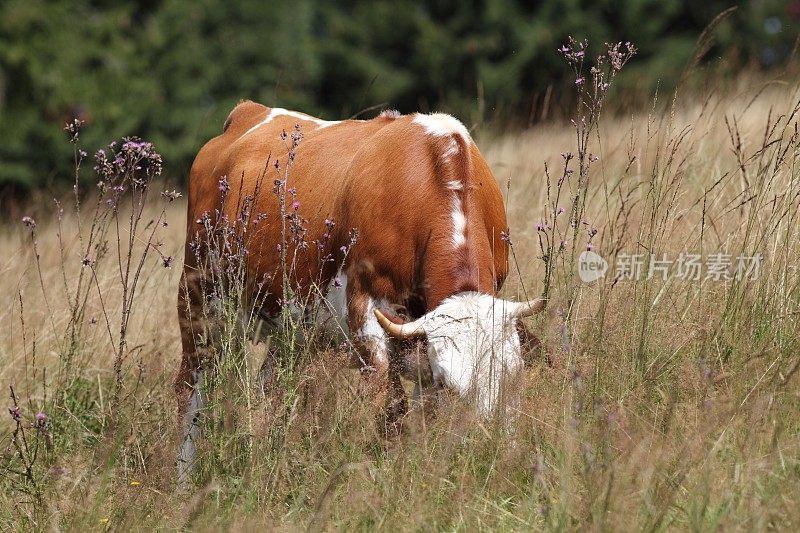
[2,71,800,530]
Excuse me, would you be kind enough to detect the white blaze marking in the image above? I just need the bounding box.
[451,196,467,248]
[414,113,472,248]
[412,112,471,139]
[241,107,342,138]
[441,138,460,159]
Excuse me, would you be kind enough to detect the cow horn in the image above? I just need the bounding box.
[508,298,546,318]
[373,308,426,338]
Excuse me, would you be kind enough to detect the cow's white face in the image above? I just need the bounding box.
[375,292,544,415]
[420,293,526,414]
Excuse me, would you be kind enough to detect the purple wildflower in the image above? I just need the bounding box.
[575,77,585,86]
[557,207,565,215]
[586,242,594,251]
[218,175,229,194]
[9,405,21,422]
[21,216,36,229]
[35,411,47,430]
[292,201,300,211]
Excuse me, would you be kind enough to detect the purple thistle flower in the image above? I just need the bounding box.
[575,77,585,86]
[535,222,545,232]
[586,242,594,251]
[9,405,21,422]
[82,255,92,266]
[35,411,47,429]
[292,201,300,211]
[218,175,229,194]
[557,207,565,215]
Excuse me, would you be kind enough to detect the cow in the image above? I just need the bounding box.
[176,101,544,479]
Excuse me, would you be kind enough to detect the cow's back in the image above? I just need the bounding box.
[184,103,508,318]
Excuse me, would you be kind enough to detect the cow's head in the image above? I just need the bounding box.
[374,293,544,415]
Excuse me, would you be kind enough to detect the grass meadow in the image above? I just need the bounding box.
[2,68,800,530]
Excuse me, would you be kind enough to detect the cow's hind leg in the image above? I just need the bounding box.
[175,267,216,486]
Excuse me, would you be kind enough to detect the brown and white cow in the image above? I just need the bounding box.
[176,101,543,477]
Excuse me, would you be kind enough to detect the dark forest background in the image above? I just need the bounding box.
[1,0,797,197]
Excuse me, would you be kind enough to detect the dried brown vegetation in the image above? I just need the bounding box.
[2,74,800,530]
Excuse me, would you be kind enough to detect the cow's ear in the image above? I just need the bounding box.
[516,320,551,367]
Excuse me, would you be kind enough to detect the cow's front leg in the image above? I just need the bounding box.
[347,288,407,434]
